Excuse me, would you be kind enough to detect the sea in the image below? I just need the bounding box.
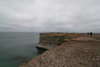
[0,32,43,67]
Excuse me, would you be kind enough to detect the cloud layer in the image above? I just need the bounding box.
[0,0,100,32]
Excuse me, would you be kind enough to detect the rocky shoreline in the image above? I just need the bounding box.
[19,33,100,67]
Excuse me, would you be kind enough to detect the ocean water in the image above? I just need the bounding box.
[0,32,42,67]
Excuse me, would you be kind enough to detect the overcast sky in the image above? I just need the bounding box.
[0,0,100,32]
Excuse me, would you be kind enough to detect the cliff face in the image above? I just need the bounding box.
[36,33,68,49]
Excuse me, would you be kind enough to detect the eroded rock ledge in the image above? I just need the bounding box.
[36,33,69,49]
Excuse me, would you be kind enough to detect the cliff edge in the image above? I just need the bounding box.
[19,33,100,67]
[20,41,100,67]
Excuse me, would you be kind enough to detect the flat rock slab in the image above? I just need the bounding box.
[19,41,100,67]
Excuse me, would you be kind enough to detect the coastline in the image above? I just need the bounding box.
[19,33,100,67]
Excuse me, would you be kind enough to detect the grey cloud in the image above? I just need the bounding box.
[0,0,100,32]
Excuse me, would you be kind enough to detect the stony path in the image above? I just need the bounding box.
[19,41,100,67]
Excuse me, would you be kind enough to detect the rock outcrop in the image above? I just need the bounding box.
[36,33,68,49]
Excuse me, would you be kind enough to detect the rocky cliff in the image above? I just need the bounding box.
[19,33,100,67]
[19,41,100,67]
[36,33,68,49]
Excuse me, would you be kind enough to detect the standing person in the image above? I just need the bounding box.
[90,32,93,36]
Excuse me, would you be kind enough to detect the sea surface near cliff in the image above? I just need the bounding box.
[0,32,41,67]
